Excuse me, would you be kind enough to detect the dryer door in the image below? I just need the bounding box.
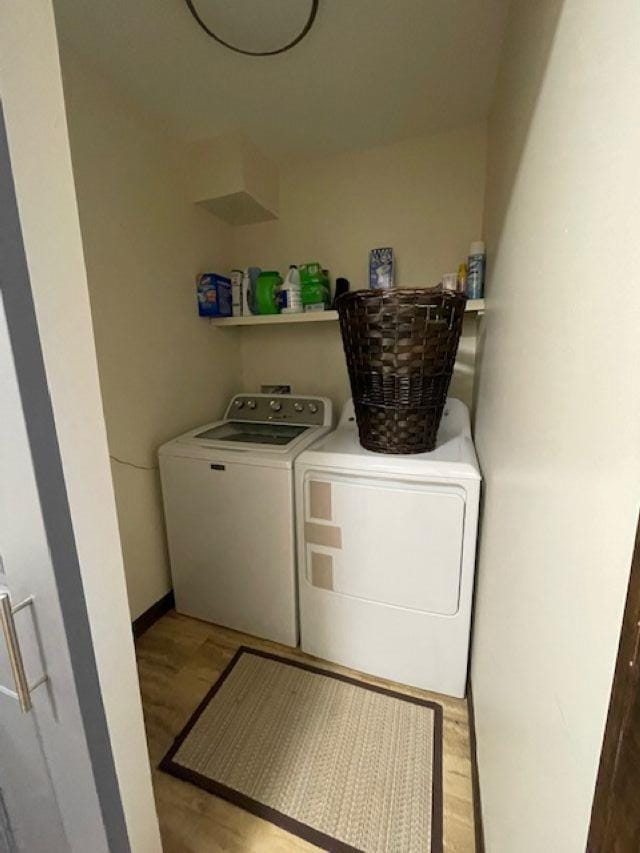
[303,472,465,616]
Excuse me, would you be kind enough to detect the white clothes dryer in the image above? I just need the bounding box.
[295,398,480,697]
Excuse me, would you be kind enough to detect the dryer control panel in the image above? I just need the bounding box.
[224,394,330,427]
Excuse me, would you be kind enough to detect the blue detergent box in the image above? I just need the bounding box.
[197,273,232,317]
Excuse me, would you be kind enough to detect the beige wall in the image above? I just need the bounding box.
[230,125,487,410]
[472,2,640,851]
[235,315,480,415]
[61,55,242,619]
[60,67,486,616]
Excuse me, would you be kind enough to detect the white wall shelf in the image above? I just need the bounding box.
[210,298,485,327]
[209,311,339,327]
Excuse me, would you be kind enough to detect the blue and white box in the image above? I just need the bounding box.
[369,247,395,290]
[197,273,232,317]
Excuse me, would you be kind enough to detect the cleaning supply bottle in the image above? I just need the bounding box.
[281,265,302,314]
[457,262,468,294]
[467,241,486,299]
[242,269,253,315]
[231,269,243,316]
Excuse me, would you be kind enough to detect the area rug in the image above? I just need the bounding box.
[160,647,443,852]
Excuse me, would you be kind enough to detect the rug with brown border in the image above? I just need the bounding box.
[160,647,443,852]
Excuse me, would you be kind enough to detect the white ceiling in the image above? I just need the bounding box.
[55,0,509,161]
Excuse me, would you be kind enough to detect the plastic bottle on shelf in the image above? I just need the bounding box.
[242,267,261,315]
[241,270,252,315]
[231,269,243,316]
[457,262,468,294]
[467,241,486,299]
[281,265,303,314]
[255,270,283,315]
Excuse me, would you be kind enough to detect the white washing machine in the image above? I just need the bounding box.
[295,398,480,697]
[159,394,332,646]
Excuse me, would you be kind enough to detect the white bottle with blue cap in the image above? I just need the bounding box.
[281,265,302,314]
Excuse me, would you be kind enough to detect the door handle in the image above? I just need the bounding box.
[0,593,47,712]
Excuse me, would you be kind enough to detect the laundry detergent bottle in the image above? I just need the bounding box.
[255,270,283,315]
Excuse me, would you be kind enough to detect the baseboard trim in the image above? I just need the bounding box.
[468,679,485,853]
[132,590,174,639]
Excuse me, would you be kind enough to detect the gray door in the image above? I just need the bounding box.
[0,106,127,851]
[0,306,73,851]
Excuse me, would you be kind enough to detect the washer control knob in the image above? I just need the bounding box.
[234,399,245,409]
[246,399,257,410]
[293,402,304,412]
[308,402,319,414]
[270,400,282,412]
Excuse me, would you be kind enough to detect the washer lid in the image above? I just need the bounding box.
[158,393,333,468]
[159,420,331,468]
[194,421,309,446]
[298,398,481,480]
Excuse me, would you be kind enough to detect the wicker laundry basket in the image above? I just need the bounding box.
[337,287,466,454]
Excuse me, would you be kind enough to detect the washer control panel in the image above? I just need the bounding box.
[225,394,329,426]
